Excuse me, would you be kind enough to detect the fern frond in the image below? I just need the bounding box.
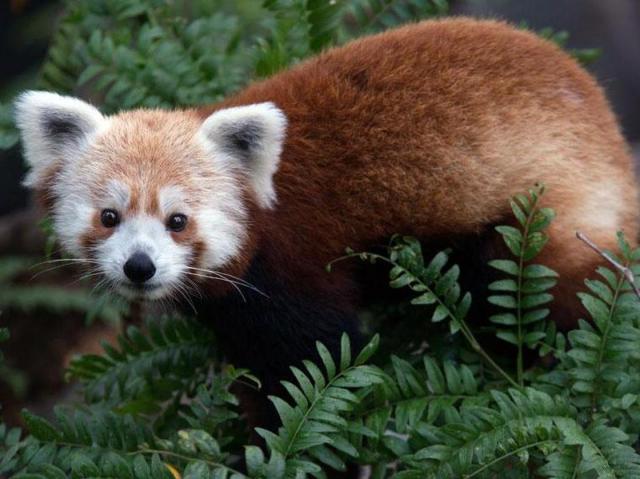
[488,184,557,385]
[255,0,315,77]
[67,316,215,411]
[180,365,259,452]
[0,417,24,475]
[3,405,250,478]
[359,355,480,436]
[255,334,385,476]
[333,235,518,388]
[536,26,602,65]
[0,257,37,283]
[306,0,344,52]
[429,389,568,477]
[556,235,640,421]
[3,406,176,478]
[0,286,123,323]
[0,254,127,323]
[344,0,448,37]
[550,418,640,479]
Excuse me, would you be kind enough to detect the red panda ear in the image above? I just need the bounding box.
[198,102,287,209]
[14,91,106,188]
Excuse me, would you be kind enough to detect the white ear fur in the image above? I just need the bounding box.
[14,90,106,187]
[198,102,287,209]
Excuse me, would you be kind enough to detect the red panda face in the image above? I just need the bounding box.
[14,91,286,300]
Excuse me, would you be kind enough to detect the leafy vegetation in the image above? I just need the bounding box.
[1,1,630,477]
[0,253,128,401]
[0,255,126,323]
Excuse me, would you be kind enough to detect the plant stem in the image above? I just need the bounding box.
[515,193,540,386]
[464,440,552,478]
[458,322,520,389]
[592,265,626,412]
[575,231,632,412]
[136,448,246,477]
[330,252,520,389]
[576,231,640,300]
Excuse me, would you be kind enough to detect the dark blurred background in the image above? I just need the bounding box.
[0,0,638,422]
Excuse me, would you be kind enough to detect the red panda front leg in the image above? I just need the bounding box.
[193,255,363,431]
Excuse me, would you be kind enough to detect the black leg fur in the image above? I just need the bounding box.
[193,254,362,430]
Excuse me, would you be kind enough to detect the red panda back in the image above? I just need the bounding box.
[197,19,636,296]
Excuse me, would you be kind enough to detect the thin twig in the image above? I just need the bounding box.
[576,231,640,300]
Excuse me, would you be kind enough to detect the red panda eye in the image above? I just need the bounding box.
[100,209,119,228]
[167,214,188,232]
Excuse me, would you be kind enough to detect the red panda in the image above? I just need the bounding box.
[15,18,639,428]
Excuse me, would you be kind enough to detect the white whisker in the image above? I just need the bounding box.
[184,266,267,298]
[187,271,247,302]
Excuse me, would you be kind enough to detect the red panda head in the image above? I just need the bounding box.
[15,91,286,300]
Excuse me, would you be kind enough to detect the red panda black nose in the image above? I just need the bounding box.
[123,252,156,284]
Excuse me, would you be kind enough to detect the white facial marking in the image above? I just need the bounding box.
[101,180,131,211]
[52,187,95,258]
[95,215,191,299]
[159,185,189,217]
[197,197,247,269]
[198,102,287,209]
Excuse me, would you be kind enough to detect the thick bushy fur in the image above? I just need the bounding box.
[16,19,639,428]
[199,19,638,423]
[203,17,638,318]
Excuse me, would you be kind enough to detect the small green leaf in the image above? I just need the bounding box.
[488,295,517,309]
[411,292,437,305]
[354,334,380,365]
[316,341,336,378]
[488,279,517,292]
[21,411,60,442]
[510,199,528,226]
[529,208,555,232]
[524,331,547,346]
[245,445,265,476]
[496,330,519,345]
[522,264,558,278]
[489,259,519,275]
[522,309,550,324]
[521,293,553,308]
[339,333,352,371]
[490,313,517,325]
[424,356,445,394]
[431,304,449,322]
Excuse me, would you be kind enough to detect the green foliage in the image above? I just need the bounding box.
[343,0,448,37]
[0,255,126,323]
[539,233,640,438]
[537,26,602,65]
[67,316,216,408]
[0,254,127,398]
[252,334,385,476]
[488,184,558,384]
[0,102,19,149]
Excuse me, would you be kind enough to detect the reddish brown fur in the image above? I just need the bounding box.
[32,19,639,325]
[80,211,116,251]
[194,18,638,325]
